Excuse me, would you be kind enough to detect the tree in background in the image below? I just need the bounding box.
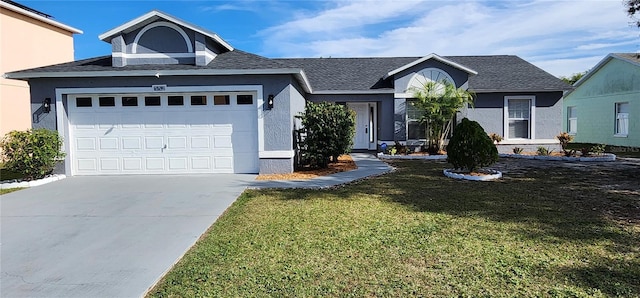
[628,0,640,27]
[409,80,474,153]
[560,71,587,85]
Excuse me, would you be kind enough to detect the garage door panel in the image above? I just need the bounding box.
[76,138,96,151]
[146,158,165,170]
[100,158,119,171]
[167,137,187,149]
[168,158,188,170]
[77,159,97,171]
[99,138,118,150]
[191,156,211,170]
[122,137,142,150]
[69,93,259,175]
[144,137,164,150]
[123,158,143,171]
[191,136,210,149]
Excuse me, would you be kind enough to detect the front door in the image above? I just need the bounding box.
[348,102,376,150]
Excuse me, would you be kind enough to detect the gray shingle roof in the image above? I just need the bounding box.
[277,55,569,92]
[8,51,569,93]
[614,53,640,65]
[8,50,291,73]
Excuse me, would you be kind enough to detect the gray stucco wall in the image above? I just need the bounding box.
[464,91,564,140]
[28,74,300,174]
[259,83,307,174]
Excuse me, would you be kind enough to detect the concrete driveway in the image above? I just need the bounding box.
[1,174,255,297]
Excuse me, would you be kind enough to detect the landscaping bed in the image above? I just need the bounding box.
[149,158,640,297]
[256,155,357,180]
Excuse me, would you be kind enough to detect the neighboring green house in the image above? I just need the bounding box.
[563,53,640,147]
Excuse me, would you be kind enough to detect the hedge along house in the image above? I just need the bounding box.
[6,10,570,176]
[563,53,639,148]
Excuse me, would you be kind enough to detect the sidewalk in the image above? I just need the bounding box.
[251,153,393,189]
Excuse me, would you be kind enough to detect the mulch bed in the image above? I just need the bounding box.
[256,155,357,180]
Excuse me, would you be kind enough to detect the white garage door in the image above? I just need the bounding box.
[68,93,259,175]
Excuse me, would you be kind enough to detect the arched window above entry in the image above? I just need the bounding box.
[132,21,193,54]
[406,68,455,96]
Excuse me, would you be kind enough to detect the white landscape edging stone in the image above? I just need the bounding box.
[499,153,616,162]
[443,169,502,181]
[377,153,448,160]
[0,174,67,190]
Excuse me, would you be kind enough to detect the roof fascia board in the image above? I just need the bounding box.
[384,53,478,79]
[614,53,640,68]
[98,10,233,51]
[5,67,312,92]
[472,89,568,93]
[312,90,394,95]
[0,1,83,34]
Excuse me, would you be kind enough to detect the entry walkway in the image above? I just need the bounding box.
[252,153,393,189]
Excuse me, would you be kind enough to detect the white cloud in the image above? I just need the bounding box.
[258,0,639,77]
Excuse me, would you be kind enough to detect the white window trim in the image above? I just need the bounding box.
[504,95,536,140]
[567,106,577,135]
[614,102,629,137]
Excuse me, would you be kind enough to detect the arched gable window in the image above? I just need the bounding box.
[132,21,193,54]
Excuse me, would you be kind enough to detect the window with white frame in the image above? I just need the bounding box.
[407,100,425,140]
[615,102,629,136]
[567,106,577,134]
[506,97,533,139]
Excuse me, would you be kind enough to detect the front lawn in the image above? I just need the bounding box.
[149,160,639,297]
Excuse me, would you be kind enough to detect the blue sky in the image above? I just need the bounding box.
[21,0,640,77]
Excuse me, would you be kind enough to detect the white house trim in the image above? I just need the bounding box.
[259,150,295,158]
[313,90,394,95]
[132,21,193,54]
[0,1,83,34]
[384,53,478,79]
[112,52,195,59]
[504,95,536,140]
[98,10,233,51]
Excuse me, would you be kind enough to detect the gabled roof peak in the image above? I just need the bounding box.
[383,53,478,79]
[98,10,233,52]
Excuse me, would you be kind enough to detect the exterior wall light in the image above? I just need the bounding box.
[267,94,274,110]
[43,98,51,113]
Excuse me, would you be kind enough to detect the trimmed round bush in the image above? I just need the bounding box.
[446,118,498,172]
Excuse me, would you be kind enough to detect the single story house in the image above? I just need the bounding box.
[563,53,639,148]
[6,10,570,176]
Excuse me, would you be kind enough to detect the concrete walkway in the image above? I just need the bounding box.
[252,153,393,189]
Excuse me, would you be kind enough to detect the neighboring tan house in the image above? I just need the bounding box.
[563,53,639,147]
[0,0,81,137]
[6,10,570,176]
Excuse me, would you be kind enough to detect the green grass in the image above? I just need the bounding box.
[0,187,24,195]
[149,160,640,297]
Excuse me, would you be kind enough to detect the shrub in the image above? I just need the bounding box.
[296,102,355,168]
[591,144,606,155]
[446,118,498,172]
[1,129,65,180]
[536,146,553,156]
[512,147,524,154]
[556,132,575,156]
[489,133,503,143]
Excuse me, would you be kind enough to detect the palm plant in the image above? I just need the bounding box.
[409,79,474,153]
